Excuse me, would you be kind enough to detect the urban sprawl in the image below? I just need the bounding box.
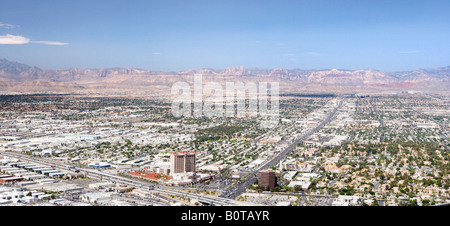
[0,93,448,206]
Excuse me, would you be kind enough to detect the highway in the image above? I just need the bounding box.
[0,151,238,206]
[2,97,346,203]
[368,98,385,127]
[219,97,346,199]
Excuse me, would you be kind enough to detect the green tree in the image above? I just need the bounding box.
[371,199,379,206]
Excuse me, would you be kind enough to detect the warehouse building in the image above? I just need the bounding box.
[0,176,24,183]
[87,162,111,168]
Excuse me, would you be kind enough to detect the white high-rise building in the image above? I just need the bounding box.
[170,151,196,176]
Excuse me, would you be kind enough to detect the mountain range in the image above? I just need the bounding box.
[0,57,448,96]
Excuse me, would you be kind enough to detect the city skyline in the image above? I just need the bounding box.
[1,0,449,214]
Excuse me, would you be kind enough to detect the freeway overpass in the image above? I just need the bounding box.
[0,151,238,206]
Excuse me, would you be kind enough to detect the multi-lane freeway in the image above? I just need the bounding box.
[368,98,385,127]
[0,151,239,206]
[220,97,346,199]
[1,97,346,204]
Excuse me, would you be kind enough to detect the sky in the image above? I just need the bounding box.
[0,0,449,72]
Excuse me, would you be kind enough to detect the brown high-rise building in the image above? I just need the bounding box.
[170,151,196,175]
[258,169,277,189]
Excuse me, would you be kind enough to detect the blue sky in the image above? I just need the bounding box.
[0,0,449,71]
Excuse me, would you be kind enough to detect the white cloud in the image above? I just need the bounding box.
[0,22,67,45]
[399,50,422,54]
[31,40,69,46]
[0,34,68,45]
[304,52,321,56]
[152,52,161,55]
[0,22,17,29]
[0,34,30,44]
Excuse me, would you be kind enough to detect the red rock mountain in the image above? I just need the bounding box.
[0,58,448,95]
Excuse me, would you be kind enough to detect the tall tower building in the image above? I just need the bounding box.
[170,151,196,176]
[258,169,277,189]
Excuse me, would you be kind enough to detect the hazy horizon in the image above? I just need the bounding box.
[1,56,449,73]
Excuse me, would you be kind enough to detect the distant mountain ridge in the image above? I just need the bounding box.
[0,58,448,95]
